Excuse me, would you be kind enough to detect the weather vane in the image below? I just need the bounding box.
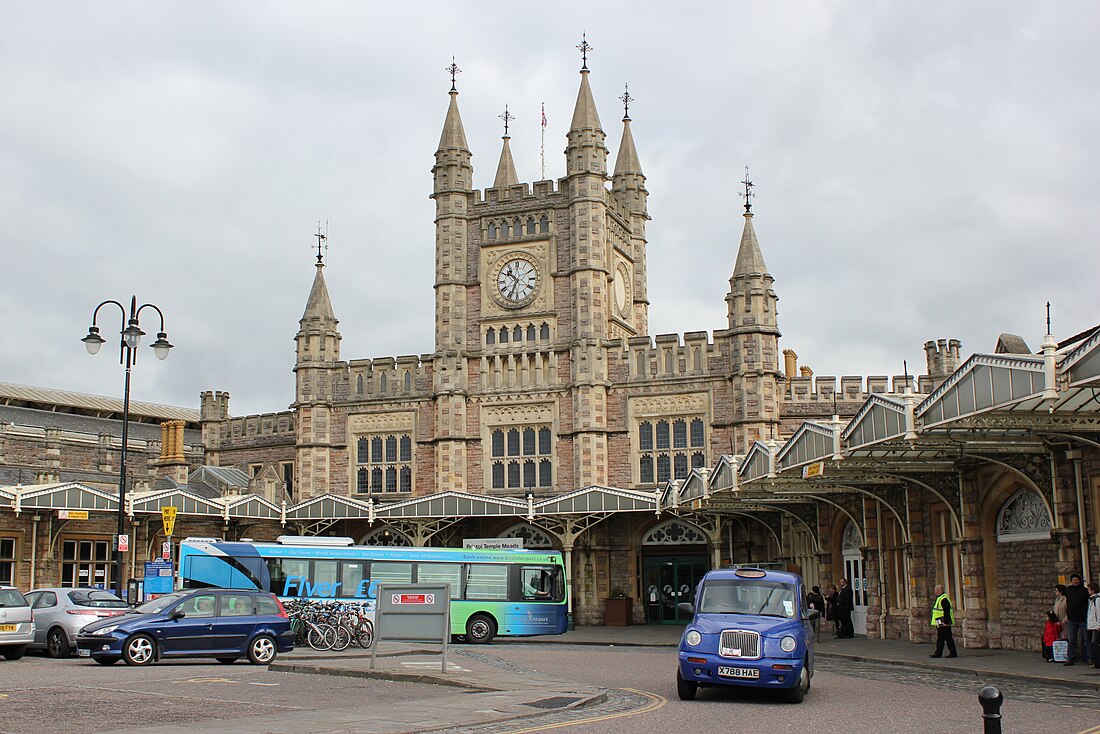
[741,166,755,212]
[620,84,633,120]
[499,105,514,136]
[314,222,328,265]
[577,33,592,70]
[446,56,461,92]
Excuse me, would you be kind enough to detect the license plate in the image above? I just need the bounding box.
[0,624,17,632]
[718,666,759,679]
[77,648,90,657]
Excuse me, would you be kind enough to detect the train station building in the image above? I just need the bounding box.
[2,59,1097,651]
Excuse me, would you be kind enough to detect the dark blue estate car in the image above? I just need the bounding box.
[676,568,818,703]
[76,589,294,666]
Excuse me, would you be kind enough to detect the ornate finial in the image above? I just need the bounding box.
[903,359,909,391]
[499,105,514,136]
[313,222,327,265]
[741,166,755,212]
[620,83,633,121]
[577,33,592,70]
[1046,301,1051,335]
[446,56,461,92]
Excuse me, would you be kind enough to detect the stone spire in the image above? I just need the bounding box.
[732,209,769,277]
[434,61,472,194]
[613,86,642,176]
[565,41,607,177]
[301,259,337,325]
[493,105,518,188]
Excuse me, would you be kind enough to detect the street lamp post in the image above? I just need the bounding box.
[82,296,173,599]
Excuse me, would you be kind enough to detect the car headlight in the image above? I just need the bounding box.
[780,635,797,653]
[93,625,120,636]
[685,630,702,647]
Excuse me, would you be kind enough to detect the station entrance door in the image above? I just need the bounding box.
[642,556,708,624]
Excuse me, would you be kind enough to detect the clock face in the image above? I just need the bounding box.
[613,265,630,315]
[496,257,539,305]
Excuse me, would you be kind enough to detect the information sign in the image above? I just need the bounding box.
[143,560,174,597]
[162,541,172,560]
[161,506,177,537]
[117,534,129,552]
[58,510,89,520]
[802,462,825,479]
[462,538,523,550]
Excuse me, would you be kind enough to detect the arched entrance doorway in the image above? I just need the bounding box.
[641,519,709,624]
[842,522,869,635]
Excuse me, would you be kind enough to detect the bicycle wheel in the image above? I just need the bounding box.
[330,624,352,652]
[354,621,374,649]
[307,623,336,650]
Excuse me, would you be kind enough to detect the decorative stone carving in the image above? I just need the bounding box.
[632,393,708,417]
[995,488,1052,542]
[482,403,555,425]
[360,525,412,546]
[842,521,862,551]
[348,412,416,433]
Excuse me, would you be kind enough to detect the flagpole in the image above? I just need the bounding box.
[540,102,546,180]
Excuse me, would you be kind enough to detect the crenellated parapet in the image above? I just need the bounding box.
[470,179,564,208]
[616,331,718,381]
[346,355,433,400]
[213,410,296,448]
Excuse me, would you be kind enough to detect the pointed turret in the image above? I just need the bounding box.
[493,106,518,188]
[611,87,650,333]
[433,87,473,194]
[732,210,769,277]
[301,259,337,326]
[565,66,607,177]
[613,117,642,176]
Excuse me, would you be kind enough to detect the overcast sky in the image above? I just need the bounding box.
[2,2,1097,418]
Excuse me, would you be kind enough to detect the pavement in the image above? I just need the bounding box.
[109,626,1100,733]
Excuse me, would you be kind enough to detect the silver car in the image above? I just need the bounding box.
[24,588,128,658]
[0,586,35,660]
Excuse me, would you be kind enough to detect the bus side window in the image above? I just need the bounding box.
[521,567,550,599]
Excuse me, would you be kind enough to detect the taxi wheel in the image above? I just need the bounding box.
[248,634,277,665]
[47,628,72,658]
[122,634,156,666]
[783,665,809,704]
[676,670,698,701]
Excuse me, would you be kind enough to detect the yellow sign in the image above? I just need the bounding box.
[58,510,88,520]
[161,506,178,537]
[802,462,825,479]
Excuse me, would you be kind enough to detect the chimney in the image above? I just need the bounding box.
[783,349,798,377]
[799,366,813,377]
[156,420,189,484]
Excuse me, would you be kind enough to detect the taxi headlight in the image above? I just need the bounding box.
[780,635,797,653]
[685,630,702,647]
[93,625,119,636]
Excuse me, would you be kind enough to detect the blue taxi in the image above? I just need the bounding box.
[676,567,817,703]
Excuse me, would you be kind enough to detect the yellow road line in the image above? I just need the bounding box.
[1075,725,1100,734]
[502,688,667,734]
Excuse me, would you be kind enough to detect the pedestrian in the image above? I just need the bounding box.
[929,583,958,658]
[806,585,825,643]
[1087,581,1100,669]
[1042,610,1063,662]
[1053,584,1068,631]
[826,584,840,638]
[1063,572,1090,666]
[836,578,855,639]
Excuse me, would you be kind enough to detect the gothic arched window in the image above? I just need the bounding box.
[488,223,497,239]
[486,329,496,345]
[526,217,536,235]
[403,371,412,391]
[527,324,536,341]
[540,323,550,340]
[539,215,549,233]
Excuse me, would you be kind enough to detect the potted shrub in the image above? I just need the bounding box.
[605,588,633,626]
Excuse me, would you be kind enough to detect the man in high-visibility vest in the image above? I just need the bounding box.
[929,583,958,658]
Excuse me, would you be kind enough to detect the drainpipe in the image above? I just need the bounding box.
[564,544,574,629]
[877,502,887,639]
[30,515,40,589]
[1067,449,1089,581]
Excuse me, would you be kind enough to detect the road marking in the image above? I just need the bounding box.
[184,677,238,684]
[501,688,666,734]
[400,661,470,672]
[0,693,8,700]
[1075,726,1100,734]
[248,681,281,686]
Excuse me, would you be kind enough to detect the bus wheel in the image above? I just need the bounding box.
[465,614,496,644]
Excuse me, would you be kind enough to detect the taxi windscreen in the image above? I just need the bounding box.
[698,579,796,618]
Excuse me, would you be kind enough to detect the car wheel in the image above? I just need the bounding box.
[676,669,698,701]
[1,645,26,661]
[782,664,809,704]
[216,657,239,664]
[248,635,277,665]
[93,657,120,666]
[47,628,72,658]
[122,634,156,666]
[465,614,496,644]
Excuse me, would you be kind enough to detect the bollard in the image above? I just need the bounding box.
[978,686,1003,734]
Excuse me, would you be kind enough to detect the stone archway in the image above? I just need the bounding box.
[640,518,710,624]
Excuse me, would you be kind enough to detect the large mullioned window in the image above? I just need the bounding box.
[355,433,413,493]
[638,417,706,484]
[490,426,552,490]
